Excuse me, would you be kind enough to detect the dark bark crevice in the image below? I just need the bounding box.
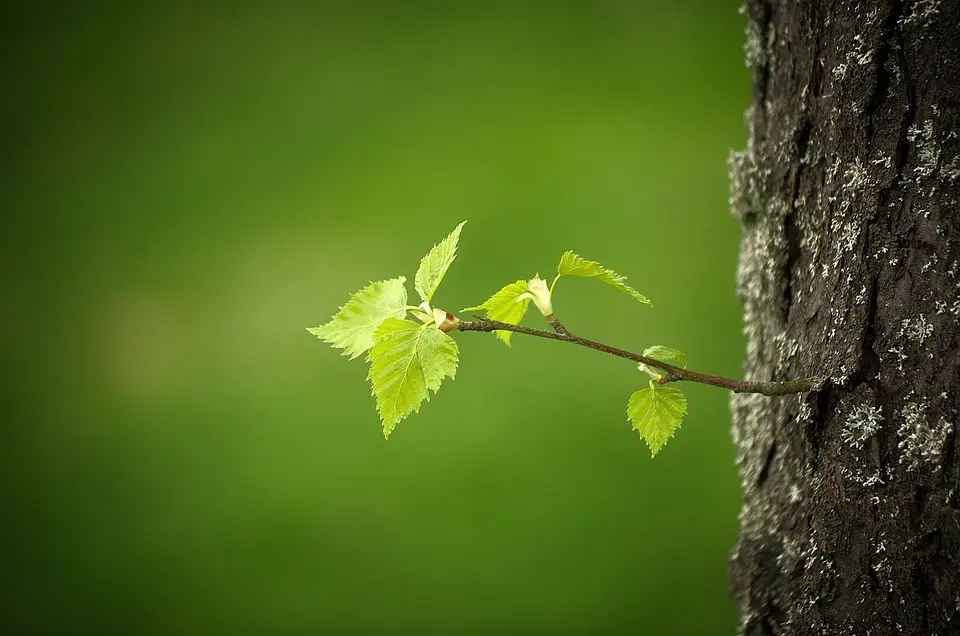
[784,119,813,318]
[863,0,905,145]
[747,0,774,108]
[757,440,778,487]
[854,274,881,386]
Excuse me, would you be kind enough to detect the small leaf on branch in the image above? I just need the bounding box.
[638,345,688,380]
[415,221,467,304]
[518,276,554,316]
[462,280,531,345]
[367,318,459,438]
[554,250,651,306]
[627,384,687,457]
[307,277,409,359]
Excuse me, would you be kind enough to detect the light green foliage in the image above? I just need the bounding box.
[307,277,408,359]
[367,318,459,438]
[462,280,531,346]
[415,220,467,303]
[311,224,691,455]
[638,345,687,380]
[309,223,465,435]
[627,384,687,457]
[554,250,652,306]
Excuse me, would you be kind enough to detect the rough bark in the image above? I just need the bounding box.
[729,1,960,634]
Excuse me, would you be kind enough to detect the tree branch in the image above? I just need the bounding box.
[457,317,818,396]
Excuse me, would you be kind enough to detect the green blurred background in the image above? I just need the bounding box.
[1,2,751,634]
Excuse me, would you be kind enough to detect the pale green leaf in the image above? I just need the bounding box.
[638,345,687,380]
[307,277,408,359]
[627,385,687,457]
[462,280,530,346]
[367,318,459,438]
[554,250,651,306]
[415,221,467,303]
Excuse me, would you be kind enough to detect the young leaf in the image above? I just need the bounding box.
[638,345,687,380]
[415,221,467,303]
[627,384,687,457]
[519,276,553,316]
[462,280,531,346]
[554,250,651,306]
[307,277,408,359]
[367,318,459,438]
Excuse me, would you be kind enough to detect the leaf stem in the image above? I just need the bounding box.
[549,274,561,295]
[457,317,818,396]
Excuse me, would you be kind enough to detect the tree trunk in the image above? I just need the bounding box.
[729,1,960,634]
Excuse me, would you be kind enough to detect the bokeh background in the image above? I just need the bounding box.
[2,2,752,634]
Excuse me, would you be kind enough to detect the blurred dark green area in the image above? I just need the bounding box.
[1,1,751,634]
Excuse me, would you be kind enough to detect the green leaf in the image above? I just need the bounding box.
[415,221,467,303]
[462,280,531,346]
[627,384,687,457]
[307,277,408,359]
[367,318,459,437]
[554,250,651,306]
[638,345,687,380]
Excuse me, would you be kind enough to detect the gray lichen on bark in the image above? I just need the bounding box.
[728,1,960,634]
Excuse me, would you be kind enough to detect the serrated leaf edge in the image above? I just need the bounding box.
[307,276,408,360]
[366,319,459,438]
[554,250,652,306]
[414,220,467,304]
[627,385,687,457]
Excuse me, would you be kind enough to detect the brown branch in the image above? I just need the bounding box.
[457,317,819,396]
[546,314,571,337]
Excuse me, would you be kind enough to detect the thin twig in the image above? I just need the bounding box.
[546,314,571,337]
[457,317,818,396]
